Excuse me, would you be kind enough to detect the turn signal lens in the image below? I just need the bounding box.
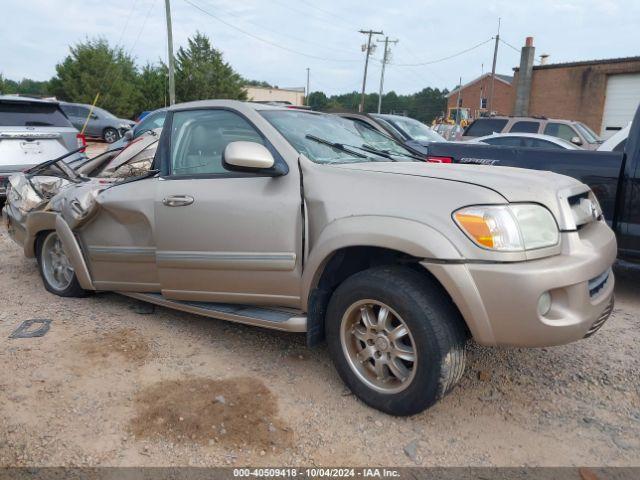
[454,212,495,248]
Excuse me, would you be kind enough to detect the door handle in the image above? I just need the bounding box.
[163,195,194,207]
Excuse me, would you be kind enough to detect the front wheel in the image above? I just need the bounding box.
[103,127,119,143]
[37,231,87,297]
[326,266,468,416]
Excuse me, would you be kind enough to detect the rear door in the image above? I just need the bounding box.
[154,107,303,308]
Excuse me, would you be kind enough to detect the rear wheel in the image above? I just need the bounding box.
[326,266,468,416]
[37,231,87,297]
[103,127,119,143]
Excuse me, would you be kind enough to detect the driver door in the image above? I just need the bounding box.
[154,108,303,308]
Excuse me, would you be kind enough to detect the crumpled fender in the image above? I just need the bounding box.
[301,215,463,308]
[54,215,94,290]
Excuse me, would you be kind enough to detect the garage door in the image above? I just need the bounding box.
[601,73,640,138]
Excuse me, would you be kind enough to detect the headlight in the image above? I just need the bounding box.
[453,204,559,251]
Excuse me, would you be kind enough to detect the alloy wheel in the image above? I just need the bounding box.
[340,299,417,394]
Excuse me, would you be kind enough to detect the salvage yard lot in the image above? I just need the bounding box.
[0,229,638,467]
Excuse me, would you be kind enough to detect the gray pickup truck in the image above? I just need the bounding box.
[3,101,616,416]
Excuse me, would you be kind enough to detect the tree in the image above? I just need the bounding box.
[49,38,140,118]
[175,32,247,102]
[307,91,328,111]
[135,63,168,113]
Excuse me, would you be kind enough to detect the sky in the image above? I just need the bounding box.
[1,0,639,96]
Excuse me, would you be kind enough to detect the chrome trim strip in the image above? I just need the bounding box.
[156,251,297,271]
[119,292,307,332]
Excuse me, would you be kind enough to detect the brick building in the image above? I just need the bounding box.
[445,73,513,121]
[512,56,640,136]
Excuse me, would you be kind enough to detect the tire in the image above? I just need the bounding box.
[36,231,88,297]
[325,266,468,416]
[103,127,119,143]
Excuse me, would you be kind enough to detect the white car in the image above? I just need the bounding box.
[468,132,581,150]
[598,124,630,152]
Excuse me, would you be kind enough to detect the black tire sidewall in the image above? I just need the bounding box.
[104,128,119,143]
[326,267,460,416]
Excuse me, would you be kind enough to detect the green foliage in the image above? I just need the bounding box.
[136,63,168,113]
[49,38,140,118]
[309,87,448,124]
[0,76,50,96]
[245,79,273,88]
[307,91,329,110]
[175,32,247,102]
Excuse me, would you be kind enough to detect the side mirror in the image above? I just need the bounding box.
[570,136,583,146]
[124,130,134,140]
[222,141,277,172]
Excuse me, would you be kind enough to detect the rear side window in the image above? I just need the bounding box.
[464,118,508,137]
[0,102,73,127]
[544,122,577,142]
[509,121,540,133]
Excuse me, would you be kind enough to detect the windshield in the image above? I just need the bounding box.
[374,114,444,142]
[260,110,419,164]
[574,122,601,143]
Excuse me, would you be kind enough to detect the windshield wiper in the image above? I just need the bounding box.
[360,144,425,162]
[305,134,367,158]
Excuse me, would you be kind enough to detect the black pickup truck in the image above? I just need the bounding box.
[426,107,640,267]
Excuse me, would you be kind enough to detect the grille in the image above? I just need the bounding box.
[584,296,614,338]
[568,191,602,228]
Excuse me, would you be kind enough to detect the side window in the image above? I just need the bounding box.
[170,109,265,176]
[509,121,540,133]
[523,138,563,149]
[76,106,91,118]
[544,122,576,142]
[464,118,508,137]
[484,137,523,147]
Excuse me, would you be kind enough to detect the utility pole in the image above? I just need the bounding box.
[376,36,398,113]
[358,29,383,113]
[164,0,176,105]
[487,17,501,115]
[455,76,462,125]
[306,67,310,105]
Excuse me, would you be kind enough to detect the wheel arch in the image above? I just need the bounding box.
[302,216,465,345]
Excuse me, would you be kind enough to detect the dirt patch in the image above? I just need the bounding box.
[130,377,292,450]
[78,328,151,364]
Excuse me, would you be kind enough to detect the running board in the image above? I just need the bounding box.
[119,292,307,332]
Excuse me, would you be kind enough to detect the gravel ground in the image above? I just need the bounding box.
[0,222,639,467]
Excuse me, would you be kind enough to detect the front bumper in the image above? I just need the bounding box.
[422,220,617,347]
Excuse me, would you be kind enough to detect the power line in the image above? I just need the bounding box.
[182,0,362,63]
[195,0,360,59]
[499,37,521,53]
[390,38,494,66]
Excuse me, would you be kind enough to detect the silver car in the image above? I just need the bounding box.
[59,102,135,143]
[0,95,85,200]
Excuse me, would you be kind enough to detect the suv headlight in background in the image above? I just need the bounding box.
[453,204,559,251]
